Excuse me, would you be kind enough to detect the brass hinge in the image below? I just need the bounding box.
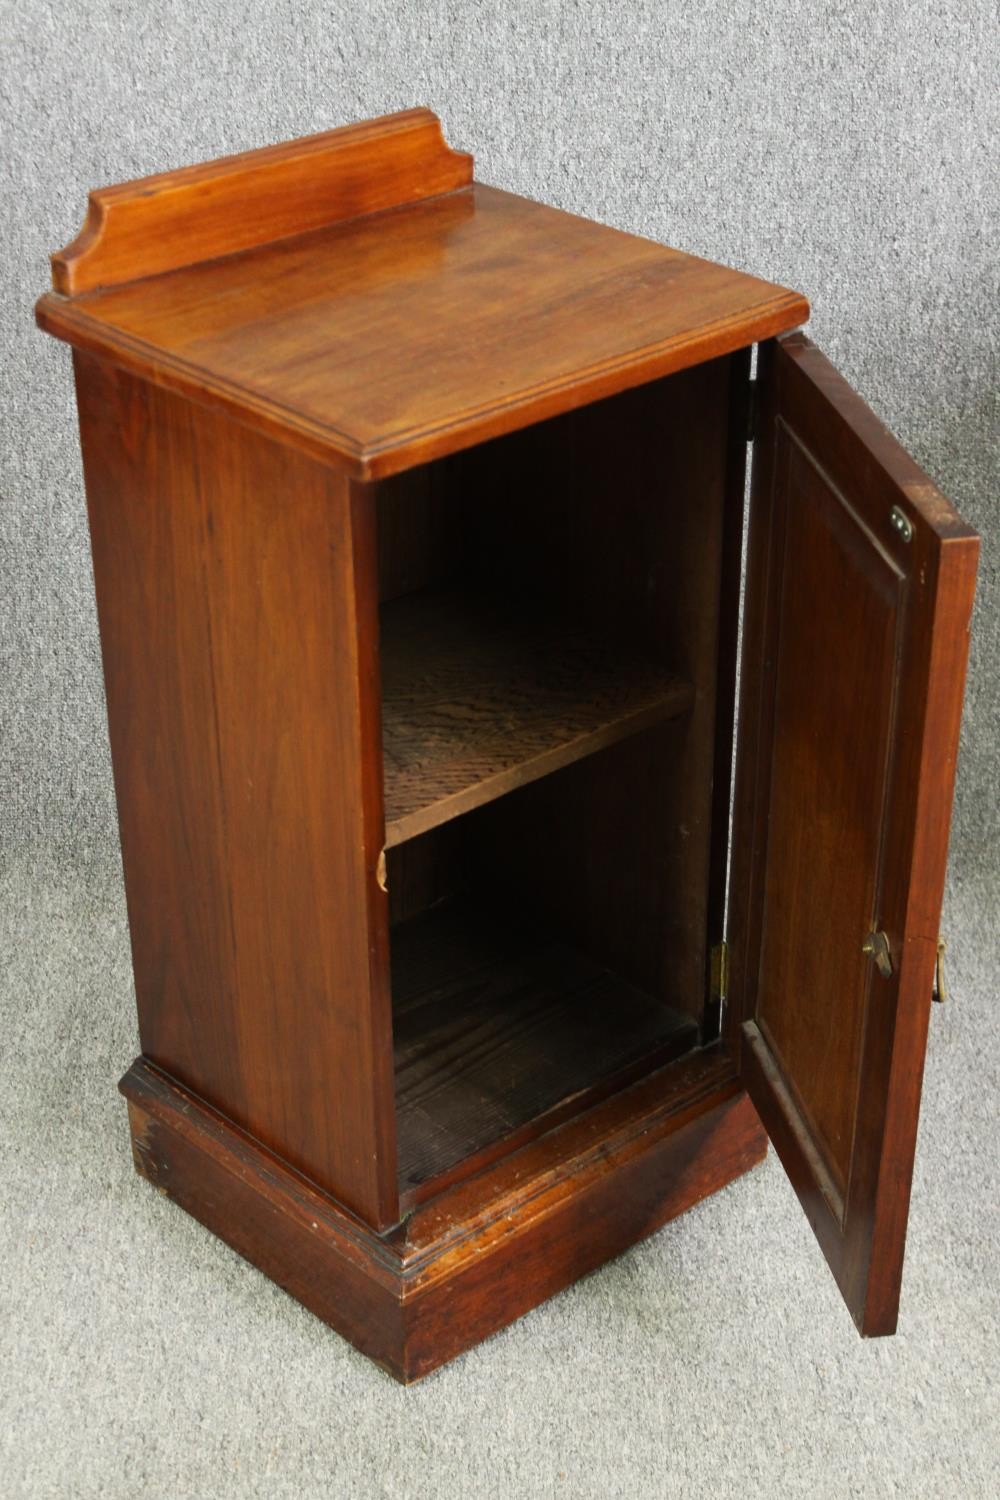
[746,379,759,442]
[710,939,729,1003]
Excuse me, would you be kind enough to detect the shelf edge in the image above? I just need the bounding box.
[383,676,695,849]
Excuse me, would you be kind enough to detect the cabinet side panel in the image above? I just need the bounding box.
[74,352,397,1227]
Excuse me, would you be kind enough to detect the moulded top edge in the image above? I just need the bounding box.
[38,166,809,479]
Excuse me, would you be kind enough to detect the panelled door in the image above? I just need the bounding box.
[730,332,978,1335]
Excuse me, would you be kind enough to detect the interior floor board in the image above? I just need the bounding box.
[392,900,698,1195]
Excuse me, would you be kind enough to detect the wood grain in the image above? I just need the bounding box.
[50,108,472,295]
[391,899,697,1198]
[380,587,694,846]
[37,175,808,479]
[74,352,398,1228]
[729,332,978,1335]
[120,1047,765,1381]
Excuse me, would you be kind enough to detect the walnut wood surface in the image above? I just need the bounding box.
[50,108,472,295]
[380,588,694,847]
[74,353,398,1227]
[391,899,697,1197]
[39,113,978,1376]
[121,1049,765,1381]
[729,333,978,1336]
[37,156,808,479]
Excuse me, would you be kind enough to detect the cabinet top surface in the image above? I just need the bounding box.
[37,109,809,478]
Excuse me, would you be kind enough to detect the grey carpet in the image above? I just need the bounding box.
[2,2,997,1495]
[2,858,997,1498]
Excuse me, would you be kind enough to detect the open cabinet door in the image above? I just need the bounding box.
[729,332,978,1335]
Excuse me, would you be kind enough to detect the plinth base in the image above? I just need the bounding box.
[121,1049,765,1383]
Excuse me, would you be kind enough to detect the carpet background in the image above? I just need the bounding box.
[1,3,997,1496]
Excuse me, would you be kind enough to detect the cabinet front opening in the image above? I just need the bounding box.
[375,357,742,1202]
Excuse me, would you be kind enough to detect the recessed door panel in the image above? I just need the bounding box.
[730,333,978,1334]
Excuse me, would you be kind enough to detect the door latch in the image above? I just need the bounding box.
[862,929,893,980]
[932,938,949,1003]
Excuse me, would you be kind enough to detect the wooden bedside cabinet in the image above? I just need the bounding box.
[37,108,978,1382]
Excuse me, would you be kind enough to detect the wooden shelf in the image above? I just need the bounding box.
[380,589,693,847]
[392,900,698,1198]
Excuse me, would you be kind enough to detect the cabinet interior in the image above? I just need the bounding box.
[375,355,743,1204]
